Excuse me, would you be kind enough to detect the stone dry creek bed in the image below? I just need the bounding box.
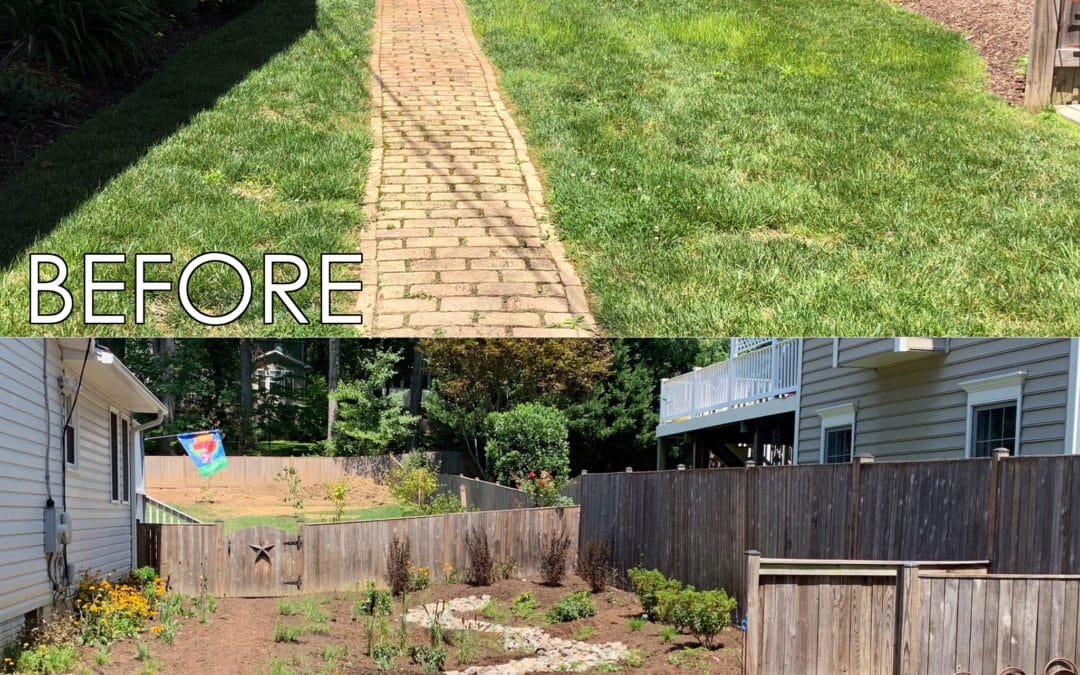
[406,595,629,673]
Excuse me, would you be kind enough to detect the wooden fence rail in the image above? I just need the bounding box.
[578,453,1080,603]
[138,506,579,596]
[744,553,1080,675]
[1026,0,1080,108]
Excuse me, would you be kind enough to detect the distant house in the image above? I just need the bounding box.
[0,339,167,647]
[656,338,1078,467]
[252,341,312,394]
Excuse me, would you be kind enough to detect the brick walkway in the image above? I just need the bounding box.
[357,0,595,336]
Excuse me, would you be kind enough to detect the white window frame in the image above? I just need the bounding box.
[817,402,857,464]
[63,391,80,471]
[110,407,131,505]
[959,372,1025,458]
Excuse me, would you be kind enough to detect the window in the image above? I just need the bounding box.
[959,372,1024,458]
[824,427,854,463]
[110,410,129,503]
[110,412,119,501]
[971,403,1017,457]
[817,402,857,464]
[122,417,130,503]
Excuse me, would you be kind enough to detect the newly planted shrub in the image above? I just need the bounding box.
[355,582,393,617]
[387,534,411,596]
[545,590,597,623]
[406,645,447,673]
[579,540,611,592]
[654,588,738,648]
[493,555,518,581]
[484,403,570,484]
[408,565,431,592]
[465,527,493,586]
[325,478,350,522]
[627,567,684,618]
[540,531,571,586]
[511,592,536,620]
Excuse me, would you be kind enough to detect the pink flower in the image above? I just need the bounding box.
[528,472,536,478]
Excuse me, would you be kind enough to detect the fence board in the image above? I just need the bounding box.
[434,474,533,511]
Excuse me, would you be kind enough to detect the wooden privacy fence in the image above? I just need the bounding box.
[138,506,579,596]
[1026,0,1080,108]
[578,453,1080,603]
[744,553,1080,675]
[435,474,535,511]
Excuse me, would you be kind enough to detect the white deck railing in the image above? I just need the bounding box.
[141,495,202,524]
[659,338,800,424]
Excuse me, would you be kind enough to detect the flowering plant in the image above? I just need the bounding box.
[518,470,571,507]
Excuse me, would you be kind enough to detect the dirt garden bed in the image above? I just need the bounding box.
[893,0,1032,104]
[88,576,742,674]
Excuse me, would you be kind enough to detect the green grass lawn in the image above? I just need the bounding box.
[172,501,404,533]
[0,0,373,335]
[466,0,1080,334]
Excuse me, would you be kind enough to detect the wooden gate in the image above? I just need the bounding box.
[226,526,304,597]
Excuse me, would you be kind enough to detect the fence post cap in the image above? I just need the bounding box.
[625,466,633,472]
[580,470,587,475]
[901,561,918,569]
[745,549,761,557]
[855,453,875,463]
[745,460,755,467]
[676,464,686,470]
[992,448,1011,458]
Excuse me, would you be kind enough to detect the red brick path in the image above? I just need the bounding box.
[357,0,595,336]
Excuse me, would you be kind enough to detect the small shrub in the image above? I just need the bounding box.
[479,600,509,623]
[628,617,645,632]
[545,591,597,622]
[622,649,646,668]
[13,644,77,674]
[274,466,304,517]
[493,555,518,582]
[408,565,431,592]
[654,588,737,649]
[511,592,536,620]
[571,624,595,641]
[371,642,400,671]
[273,622,301,643]
[387,534,411,595]
[540,531,571,586]
[354,582,393,617]
[406,645,447,673]
[627,567,684,618]
[464,527,493,586]
[579,540,611,593]
[325,478,350,522]
[484,403,571,484]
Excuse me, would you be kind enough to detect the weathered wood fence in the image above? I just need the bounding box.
[138,506,578,596]
[578,453,1080,602]
[1026,0,1080,108]
[435,474,535,511]
[745,554,1080,674]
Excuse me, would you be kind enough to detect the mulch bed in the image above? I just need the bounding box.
[90,576,742,674]
[892,0,1032,104]
[0,8,234,185]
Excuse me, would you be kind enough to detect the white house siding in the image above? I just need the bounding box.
[797,338,1073,464]
[0,339,64,646]
[0,340,140,646]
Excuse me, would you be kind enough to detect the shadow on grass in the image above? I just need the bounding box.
[0,0,317,268]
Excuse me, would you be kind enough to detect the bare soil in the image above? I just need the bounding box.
[893,0,1031,104]
[151,475,395,517]
[89,576,742,674]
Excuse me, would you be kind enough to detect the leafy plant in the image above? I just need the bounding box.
[519,469,574,507]
[406,645,447,673]
[274,466,304,517]
[325,478,350,522]
[572,624,595,640]
[354,582,393,617]
[3,0,162,81]
[545,591,597,622]
[330,350,418,456]
[511,592,536,620]
[540,531,572,586]
[493,555,518,581]
[580,540,611,592]
[386,534,411,596]
[627,567,684,618]
[13,644,77,674]
[654,588,737,648]
[485,403,571,484]
[480,600,509,623]
[371,642,400,671]
[465,527,494,586]
[408,565,431,592]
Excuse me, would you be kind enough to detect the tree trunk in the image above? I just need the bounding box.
[326,338,341,446]
[406,344,424,450]
[151,338,177,455]
[238,339,254,453]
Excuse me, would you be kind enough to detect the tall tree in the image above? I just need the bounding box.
[326,338,341,444]
[238,338,254,453]
[151,338,177,455]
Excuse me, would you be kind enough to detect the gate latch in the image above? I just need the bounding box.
[283,536,302,551]
[283,576,302,591]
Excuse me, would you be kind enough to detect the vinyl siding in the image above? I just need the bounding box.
[797,338,1074,463]
[0,340,140,647]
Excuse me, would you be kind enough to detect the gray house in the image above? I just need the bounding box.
[656,338,1078,467]
[0,339,166,646]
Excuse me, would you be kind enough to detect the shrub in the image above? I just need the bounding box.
[464,527,493,586]
[545,591,596,622]
[330,350,418,456]
[484,403,570,484]
[386,534,411,596]
[511,592,536,620]
[325,478,350,522]
[3,0,162,81]
[406,645,447,673]
[387,453,438,513]
[355,583,393,617]
[627,567,684,618]
[519,470,573,507]
[371,642,399,671]
[408,565,431,592]
[628,617,645,632]
[654,588,738,649]
[579,540,610,593]
[539,531,571,586]
[493,555,518,582]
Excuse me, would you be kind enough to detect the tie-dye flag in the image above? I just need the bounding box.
[177,430,228,477]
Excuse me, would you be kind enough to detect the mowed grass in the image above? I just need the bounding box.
[466,0,1080,334]
[0,0,374,335]
[173,502,405,533]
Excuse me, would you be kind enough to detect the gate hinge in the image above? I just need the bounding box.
[283,576,302,591]
[283,537,302,551]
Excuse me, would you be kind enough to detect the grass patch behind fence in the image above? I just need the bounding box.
[0,0,374,335]
[172,502,405,533]
[466,0,1080,335]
